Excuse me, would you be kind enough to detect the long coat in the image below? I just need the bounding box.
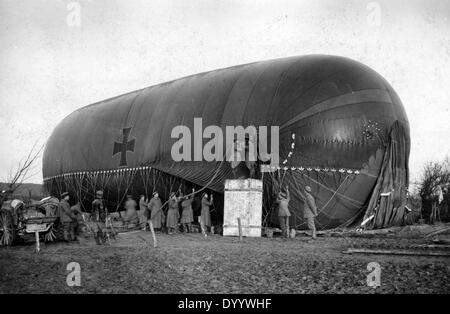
[59,200,76,223]
[302,193,318,218]
[276,192,291,217]
[201,197,213,227]
[139,199,148,218]
[148,197,163,228]
[124,199,139,224]
[166,198,180,228]
[180,198,194,224]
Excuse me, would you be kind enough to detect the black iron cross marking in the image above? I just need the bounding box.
[113,127,135,167]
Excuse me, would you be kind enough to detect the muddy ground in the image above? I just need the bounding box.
[0,231,449,294]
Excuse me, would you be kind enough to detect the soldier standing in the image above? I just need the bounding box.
[92,190,107,245]
[299,186,318,239]
[180,188,195,233]
[59,192,77,242]
[149,191,163,231]
[139,195,149,231]
[276,187,291,238]
[166,192,181,234]
[200,192,213,233]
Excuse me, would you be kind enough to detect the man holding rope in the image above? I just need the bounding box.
[166,191,181,234]
[180,188,195,233]
[276,186,291,238]
[201,192,213,233]
[139,195,149,231]
[149,191,164,231]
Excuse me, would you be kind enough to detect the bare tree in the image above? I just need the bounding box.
[3,142,44,195]
[418,157,450,222]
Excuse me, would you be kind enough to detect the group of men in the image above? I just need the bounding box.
[57,184,318,243]
[57,188,216,245]
[122,189,214,235]
[118,192,164,230]
[276,185,318,239]
[58,190,107,244]
[57,191,83,242]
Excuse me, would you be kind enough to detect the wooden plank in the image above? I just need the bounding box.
[416,244,450,249]
[223,179,262,237]
[425,227,450,238]
[149,220,157,248]
[343,248,450,257]
[35,231,40,253]
[237,217,243,241]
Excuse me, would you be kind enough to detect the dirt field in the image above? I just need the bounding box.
[0,231,449,294]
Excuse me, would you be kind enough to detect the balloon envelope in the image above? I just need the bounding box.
[43,55,410,229]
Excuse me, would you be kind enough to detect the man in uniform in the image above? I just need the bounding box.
[149,191,163,231]
[59,192,77,241]
[299,186,318,239]
[276,186,291,238]
[92,190,107,245]
[139,195,149,231]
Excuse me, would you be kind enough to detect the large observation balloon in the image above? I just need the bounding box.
[43,55,410,230]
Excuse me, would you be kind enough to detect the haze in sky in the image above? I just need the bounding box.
[0,0,449,190]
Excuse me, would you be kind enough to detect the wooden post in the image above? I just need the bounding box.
[149,220,157,248]
[237,217,243,241]
[198,216,207,237]
[104,217,111,246]
[106,232,111,246]
[35,231,40,253]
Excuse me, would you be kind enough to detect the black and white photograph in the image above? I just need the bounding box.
[0,0,449,301]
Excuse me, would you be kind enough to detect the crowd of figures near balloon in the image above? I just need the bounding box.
[54,186,220,246]
[46,167,326,238]
[49,187,320,249]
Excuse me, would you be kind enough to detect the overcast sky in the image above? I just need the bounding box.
[0,0,449,187]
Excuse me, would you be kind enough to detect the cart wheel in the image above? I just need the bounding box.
[0,210,15,246]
